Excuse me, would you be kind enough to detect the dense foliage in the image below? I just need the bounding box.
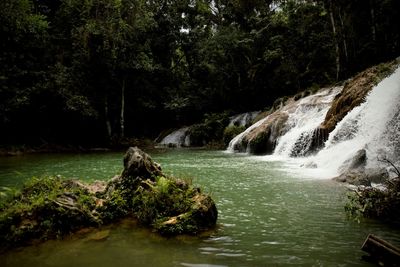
[1,0,399,145]
[345,178,400,223]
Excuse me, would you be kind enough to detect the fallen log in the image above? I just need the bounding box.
[361,234,400,267]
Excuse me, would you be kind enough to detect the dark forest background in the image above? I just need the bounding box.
[1,0,399,146]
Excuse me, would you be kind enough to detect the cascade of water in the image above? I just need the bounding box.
[273,87,341,157]
[159,127,190,147]
[307,67,400,177]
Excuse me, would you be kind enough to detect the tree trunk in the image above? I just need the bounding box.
[120,78,126,139]
[338,8,348,63]
[369,0,376,43]
[329,0,340,81]
[104,95,112,140]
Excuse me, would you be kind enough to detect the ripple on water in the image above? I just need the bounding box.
[180,263,228,267]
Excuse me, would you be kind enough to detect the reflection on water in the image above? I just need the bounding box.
[1,149,399,266]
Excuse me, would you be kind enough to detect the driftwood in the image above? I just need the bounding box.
[361,234,400,266]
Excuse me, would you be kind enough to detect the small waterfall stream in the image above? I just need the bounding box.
[159,127,190,147]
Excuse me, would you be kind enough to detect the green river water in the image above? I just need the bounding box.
[1,149,399,266]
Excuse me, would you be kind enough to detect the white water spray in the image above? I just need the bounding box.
[228,66,400,179]
[274,87,341,157]
[307,67,400,177]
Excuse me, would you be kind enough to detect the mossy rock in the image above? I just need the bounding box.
[0,147,218,250]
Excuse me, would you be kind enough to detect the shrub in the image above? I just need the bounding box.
[189,112,230,146]
[345,177,400,222]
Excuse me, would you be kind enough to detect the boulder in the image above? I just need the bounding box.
[333,170,371,186]
[348,149,367,170]
[333,167,389,186]
[366,168,390,184]
[339,149,367,173]
[156,193,218,236]
[0,147,217,250]
[121,146,163,181]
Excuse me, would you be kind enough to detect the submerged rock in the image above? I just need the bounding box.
[0,147,218,250]
[334,167,390,186]
[333,170,371,186]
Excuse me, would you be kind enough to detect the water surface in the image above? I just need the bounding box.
[1,149,399,266]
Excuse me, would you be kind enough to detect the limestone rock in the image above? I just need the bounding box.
[121,146,163,181]
[156,193,218,236]
[366,168,390,184]
[333,170,371,186]
[348,149,367,170]
[334,167,389,186]
[244,112,289,155]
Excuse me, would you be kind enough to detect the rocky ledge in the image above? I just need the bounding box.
[0,147,218,250]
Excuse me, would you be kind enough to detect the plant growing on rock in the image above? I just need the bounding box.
[345,178,400,222]
[345,159,400,223]
[0,147,218,250]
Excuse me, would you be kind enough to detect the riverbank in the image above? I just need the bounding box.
[0,138,156,157]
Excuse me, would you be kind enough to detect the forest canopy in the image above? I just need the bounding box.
[1,0,399,145]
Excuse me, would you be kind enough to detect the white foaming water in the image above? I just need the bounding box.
[306,67,400,177]
[229,66,400,179]
[227,87,340,155]
[159,127,190,147]
[274,87,341,157]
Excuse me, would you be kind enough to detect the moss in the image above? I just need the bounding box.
[0,176,100,249]
[0,147,218,248]
[132,176,196,227]
[248,130,274,155]
[223,125,245,146]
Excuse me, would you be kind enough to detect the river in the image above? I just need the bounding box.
[1,149,399,266]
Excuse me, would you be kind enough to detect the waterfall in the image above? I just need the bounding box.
[159,127,190,147]
[306,67,400,177]
[229,111,260,127]
[227,65,400,178]
[227,87,341,154]
[273,87,341,157]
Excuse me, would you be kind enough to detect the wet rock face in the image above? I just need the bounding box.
[339,149,367,173]
[244,112,289,155]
